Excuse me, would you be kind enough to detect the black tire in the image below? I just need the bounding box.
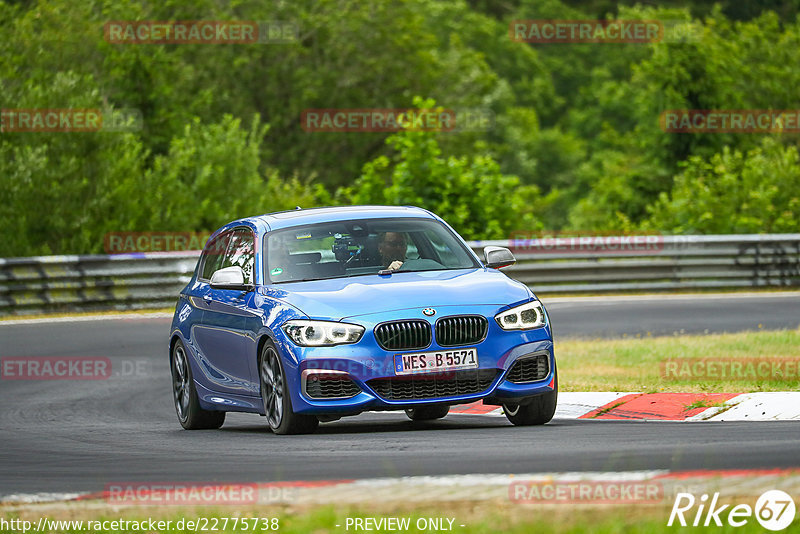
[405,404,450,421]
[171,339,225,430]
[259,341,319,435]
[502,366,558,426]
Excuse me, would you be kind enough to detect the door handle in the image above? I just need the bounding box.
[203,294,212,302]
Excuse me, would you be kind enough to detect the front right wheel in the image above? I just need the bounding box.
[259,341,319,435]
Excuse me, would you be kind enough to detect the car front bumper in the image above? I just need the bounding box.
[278,311,556,415]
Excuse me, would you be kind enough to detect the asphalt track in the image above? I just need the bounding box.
[1,293,798,497]
[546,292,800,338]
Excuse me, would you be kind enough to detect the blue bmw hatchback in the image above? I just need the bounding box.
[169,206,557,434]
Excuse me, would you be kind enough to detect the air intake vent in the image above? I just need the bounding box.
[374,320,432,351]
[304,374,361,399]
[435,315,488,347]
[367,369,499,401]
[506,353,549,383]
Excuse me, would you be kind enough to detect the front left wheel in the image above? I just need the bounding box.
[502,365,558,426]
[171,340,225,430]
[259,341,319,435]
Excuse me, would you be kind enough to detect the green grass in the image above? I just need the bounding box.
[558,328,800,392]
[683,399,727,411]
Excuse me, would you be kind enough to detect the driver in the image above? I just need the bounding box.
[377,232,407,270]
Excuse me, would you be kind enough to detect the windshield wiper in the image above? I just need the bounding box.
[377,268,449,276]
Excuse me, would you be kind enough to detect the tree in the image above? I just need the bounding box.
[645,138,800,234]
[342,98,542,240]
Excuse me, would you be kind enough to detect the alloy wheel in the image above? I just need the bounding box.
[261,347,284,429]
[172,346,190,421]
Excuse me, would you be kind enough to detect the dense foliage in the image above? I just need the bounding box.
[1,0,799,256]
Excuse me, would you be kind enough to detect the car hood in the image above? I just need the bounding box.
[259,268,532,320]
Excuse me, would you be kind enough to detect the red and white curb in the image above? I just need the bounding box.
[449,392,800,421]
[3,469,799,506]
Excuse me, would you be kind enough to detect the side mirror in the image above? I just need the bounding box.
[209,266,253,291]
[484,246,516,269]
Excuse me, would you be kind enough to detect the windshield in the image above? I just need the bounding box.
[265,217,479,284]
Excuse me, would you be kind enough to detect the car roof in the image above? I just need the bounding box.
[249,205,436,231]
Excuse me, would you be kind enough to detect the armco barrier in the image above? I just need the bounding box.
[474,234,800,293]
[0,252,201,316]
[0,235,798,316]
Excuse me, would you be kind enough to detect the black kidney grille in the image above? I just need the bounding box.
[367,369,499,401]
[506,353,550,383]
[374,320,431,350]
[436,315,488,347]
[305,375,361,399]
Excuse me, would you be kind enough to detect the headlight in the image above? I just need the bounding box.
[495,300,546,330]
[282,320,365,346]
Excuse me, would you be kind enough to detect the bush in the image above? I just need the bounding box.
[342,98,542,240]
[645,138,800,234]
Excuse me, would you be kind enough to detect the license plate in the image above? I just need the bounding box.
[394,348,478,375]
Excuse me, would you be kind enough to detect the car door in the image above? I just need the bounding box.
[193,228,260,396]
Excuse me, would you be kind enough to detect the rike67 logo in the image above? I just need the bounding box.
[668,490,796,530]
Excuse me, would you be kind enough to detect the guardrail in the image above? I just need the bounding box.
[1,234,798,316]
[0,252,201,316]
[475,234,800,293]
